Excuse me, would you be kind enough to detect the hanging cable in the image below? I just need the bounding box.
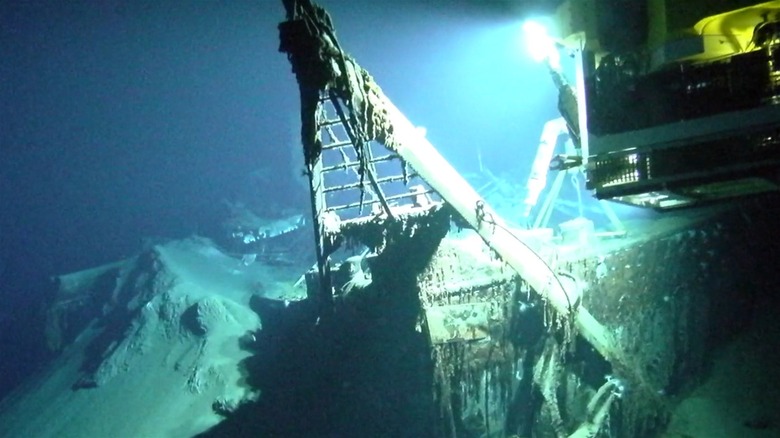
[474,201,574,316]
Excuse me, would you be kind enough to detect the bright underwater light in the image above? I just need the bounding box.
[522,20,560,70]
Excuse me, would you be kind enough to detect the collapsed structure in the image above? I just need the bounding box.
[271,1,772,437]
[3,2,779,438]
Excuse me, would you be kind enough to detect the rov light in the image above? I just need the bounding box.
[522,20,560,69]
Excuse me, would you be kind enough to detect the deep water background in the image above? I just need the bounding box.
[0,0,559,401]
